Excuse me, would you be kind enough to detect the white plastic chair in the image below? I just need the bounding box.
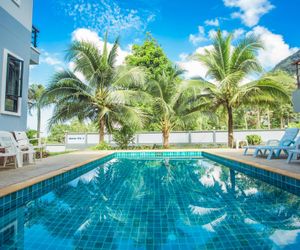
[13,131,38,163]
[0,132,21,168]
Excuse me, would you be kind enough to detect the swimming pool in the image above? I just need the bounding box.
[0,152,299,249]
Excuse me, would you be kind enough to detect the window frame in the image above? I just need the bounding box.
[1,49,24,116]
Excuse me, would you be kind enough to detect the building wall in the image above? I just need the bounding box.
[0,0,33,31]
[0,1,33,131]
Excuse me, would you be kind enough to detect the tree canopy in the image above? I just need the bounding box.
[126,33,173,79]
[43,35,147,143]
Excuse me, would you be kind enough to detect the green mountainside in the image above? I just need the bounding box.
[273,50,300,75]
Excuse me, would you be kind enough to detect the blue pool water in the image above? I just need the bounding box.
[0,155,300,249]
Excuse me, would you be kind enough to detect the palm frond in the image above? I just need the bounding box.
[108,36,120,67]
[112,66,145,89]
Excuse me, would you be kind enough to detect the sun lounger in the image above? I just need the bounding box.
[287,137,300,163]
[243,128,299,159]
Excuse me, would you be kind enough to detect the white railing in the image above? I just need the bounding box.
[64,129,286,148]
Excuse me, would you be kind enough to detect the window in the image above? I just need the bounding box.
[4,54,23,113]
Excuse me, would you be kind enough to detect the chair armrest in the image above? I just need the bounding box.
[281,139,295,146]
[266,139,280,146]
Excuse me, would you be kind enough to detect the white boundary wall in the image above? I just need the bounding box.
[65,129,286,149]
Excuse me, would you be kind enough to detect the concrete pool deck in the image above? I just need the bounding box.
[0,150,111,197]
[0,148,299,197]
[203,148,300,180]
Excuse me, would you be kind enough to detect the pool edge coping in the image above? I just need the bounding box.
[0,152,114,198]
[0,149,299,199]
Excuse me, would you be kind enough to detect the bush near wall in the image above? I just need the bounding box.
[246,135,262,145]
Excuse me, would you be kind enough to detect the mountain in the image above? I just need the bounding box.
[273,50,300,75]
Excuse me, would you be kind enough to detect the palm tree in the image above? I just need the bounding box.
[43,35,146,143]
[146,68,207,148]
[194,30,289,147]
[28,84,46,138]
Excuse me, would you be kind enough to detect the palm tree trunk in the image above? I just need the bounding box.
[99,117,105,143]
[280,116,284,129]
[162,129,170,149]
[244,113,248,130]
[256,108,261,129]
[37,106,41,138]
[267,108,271,130]
[162,119,171,149]
[227,106,234,148]
[229,169,236,194]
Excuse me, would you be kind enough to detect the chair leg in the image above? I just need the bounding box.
[17,152,23,168]
[287,152,293,163]
[244,148,248,155]
[275,149,281,158]
[3,157,7,168]
[14,156,17,168]
[267,150,273,160]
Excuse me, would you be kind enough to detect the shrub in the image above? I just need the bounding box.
[112,126,136,149]
[246,135,262,145]
[93,141,112,150]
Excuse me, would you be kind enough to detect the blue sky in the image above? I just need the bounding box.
[28,0,299,132]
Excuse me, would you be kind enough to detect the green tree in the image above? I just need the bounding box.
[47,124,69,143]
[28,84,46,138]
[112,125,136,149]
[126,33,173,79]
[43,35,146,143]
[194,30,289,147]
[146,68,207,148]
[47,119,97,143]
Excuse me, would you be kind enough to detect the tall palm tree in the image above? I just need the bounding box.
[43,35,146,142]
[28,84,46,138]
[147,68,208,148]
[194,30,289,147]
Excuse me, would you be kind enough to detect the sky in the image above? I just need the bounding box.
[28,0,300,133]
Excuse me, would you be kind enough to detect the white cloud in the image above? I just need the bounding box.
[270,229,300,247]
[71,28,130,66]
[205,18,219,27]
[183,23,297,80]
[223,0,274,27]
[233,28,245,38]
[177,45,213,79]
[208,28,245,40]
[189,26,208,45]
[247,26,298,69]
[60,0,155,38]
[208,29,229,39]
[40,50,63,67]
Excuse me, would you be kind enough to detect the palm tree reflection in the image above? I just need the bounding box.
[22,157,300,249]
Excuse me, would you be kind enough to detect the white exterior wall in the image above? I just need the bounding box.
[65,129,287,148]
[0,0,33,31]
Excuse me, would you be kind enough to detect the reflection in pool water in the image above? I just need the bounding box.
[0,157,299,249]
